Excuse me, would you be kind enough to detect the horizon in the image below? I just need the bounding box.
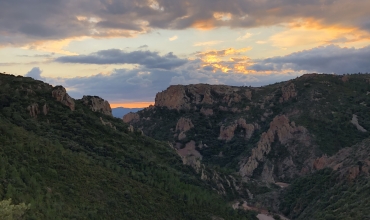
[1,0,370,107]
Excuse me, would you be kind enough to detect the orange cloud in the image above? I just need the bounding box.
[191,19,215,30]
[111,102,154,108]
[270,19,370,49]
[196,47,254,74]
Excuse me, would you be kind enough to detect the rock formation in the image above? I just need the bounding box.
[42,104,49,115]
[52,86,75,111]
[176,117,194,140]
[279,83,297,103]
[100,117,116,130]
[351,114,367,132]
[81,96,112,116]
[218,119,256,141]
[123,112,140,123]
[177,140,202,171]
[239,115,310,182]
[200,107,214,116]
[27,103,40,118]
[155,84,252,110]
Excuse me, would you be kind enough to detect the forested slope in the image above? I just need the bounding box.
[0,73,256,220]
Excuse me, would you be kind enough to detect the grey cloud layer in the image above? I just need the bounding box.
[251,45,370,74]
[38,59,300,103]
[24,44,370,104]
[1,0,370,45]
[55,49,188,70]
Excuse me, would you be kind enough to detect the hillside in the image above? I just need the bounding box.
[125,73,370,219]
[0,73,257,220]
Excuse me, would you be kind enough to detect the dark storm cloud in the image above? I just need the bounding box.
[250,45,370,74]
[1,0,370,46]
[54,49,188,70]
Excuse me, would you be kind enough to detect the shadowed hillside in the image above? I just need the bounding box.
[0,73,257,220]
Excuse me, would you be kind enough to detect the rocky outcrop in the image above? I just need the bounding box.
[81,96,112,116]
[218,124,238,141]
[42,104,49,115]
[239,115,310,182]
[52,86,75,111]
[351,114,367,132]
[218,119,256,141]
[27,103,48,117]
[100,117,116,130]
[279,83,297,103]
[123,112,140,123]
[155,84,252,110]
[176,117,194,140]
[313,138,370,180]
[200,107,214,116]
[177,141,202,171]
[27,103,40,117]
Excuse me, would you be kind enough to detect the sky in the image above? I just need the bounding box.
[1,0,370,107]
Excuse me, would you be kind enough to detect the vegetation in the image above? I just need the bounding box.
[280,169,370,220]
[0,73,256,219]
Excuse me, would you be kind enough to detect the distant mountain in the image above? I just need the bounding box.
[112,107,143,118]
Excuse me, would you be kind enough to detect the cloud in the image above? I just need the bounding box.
[195,47,253,73]
[1,0,370,46]
[236,33,252,41]
[138,45,148,49]
[42,60,300,104]
[169,35,178,41]
[55,49,188,70]
[17,53,55,58]
[193,41,223,47]
[25,67,44,80]
[250,45,370,74]
[256,41,267,44]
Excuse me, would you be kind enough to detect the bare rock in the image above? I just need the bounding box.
[100,117,116,130]
[176,117,194,133]
[219,119,256,141]
[177,141,202,171]
[239,115,309,179]
[351,114,367,132]
[279,83,297,103]
[27,103,40,118]
[313,155,328,170]
[178,132,187,140]
[155,85,191,110]
[42,104,49,115]
[200,107,214,116]
[123,112,140,123]
[341,75,349,82]
[81,95,112,116]
[52,86,75,111]
[218,124,238,141]
[154,84,252,110]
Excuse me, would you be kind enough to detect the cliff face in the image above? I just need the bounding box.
[52,86,75,111]
[81,95,112,116]
[155,84,252,110]
[239,115,315,182]
[127,74,370,202]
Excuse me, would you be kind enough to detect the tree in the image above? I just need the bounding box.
[0,199,30,220]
